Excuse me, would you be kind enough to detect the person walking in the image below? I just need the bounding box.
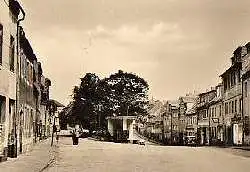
[72,128,79,145]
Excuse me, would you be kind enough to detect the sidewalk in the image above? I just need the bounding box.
[0,138,57,172]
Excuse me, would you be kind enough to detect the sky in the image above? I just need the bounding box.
[20,0,250,105]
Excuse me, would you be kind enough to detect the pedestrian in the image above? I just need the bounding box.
[56,133,59,143]
[72,128,80,145]
[75,128,80,145]
[72,129,76,145]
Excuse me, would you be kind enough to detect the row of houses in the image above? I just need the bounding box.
[140,42,250,146]
[0,0,63,161]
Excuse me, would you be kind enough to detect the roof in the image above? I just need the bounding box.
[209,96,222,105]
[50,99,65,107]
[198,89,216,97]
[168,100,179,107]
[220,62,241,77]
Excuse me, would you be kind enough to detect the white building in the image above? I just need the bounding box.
[0,0,24,160]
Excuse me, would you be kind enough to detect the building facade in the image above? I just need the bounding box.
[197,89,217,145]
[0,0,22,160]
[242,42,250,145]
[0,0,53,161]
[221,47,244,145]
[185,103,198,145]
[207,84,224,145]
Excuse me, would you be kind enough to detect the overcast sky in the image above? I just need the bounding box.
[21,0,250,105]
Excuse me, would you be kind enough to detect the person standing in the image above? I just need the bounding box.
[75,128,80,145]
[72,129,76,145]
[72,128,80,145]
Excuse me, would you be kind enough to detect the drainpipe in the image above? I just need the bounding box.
[15,0,25,158]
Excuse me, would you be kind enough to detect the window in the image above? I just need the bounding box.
[240,99,242,112]
[9,35,15,71]
[232,100,234,114]
[219,105,222,116]
[225,102,228,115]
[0,96,6,123]
[229,102,232,114]
[26,61,29,81]
[9,99,15,131]
[0,24,3,65]
[235,100,237,113]
[202,110,207,118]
[245,82,248,97]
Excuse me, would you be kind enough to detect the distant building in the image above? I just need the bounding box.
[207,84,224,145]
[185,101,198,144]
[49,99,65,134]
[162,94,197,145]
[197,89,217,145]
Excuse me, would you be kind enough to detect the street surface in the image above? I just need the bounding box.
[45,137,250,172]
[0,139,56,172]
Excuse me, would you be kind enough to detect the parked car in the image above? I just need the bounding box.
[186,136,197,146]
[59,130,72,137]
[138,139,145,145]
[79,129,90,138]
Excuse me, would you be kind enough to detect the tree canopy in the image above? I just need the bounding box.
[62,70,149,131]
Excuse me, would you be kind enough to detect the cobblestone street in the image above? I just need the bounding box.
[0,139,57,172]
[43,137,249,172]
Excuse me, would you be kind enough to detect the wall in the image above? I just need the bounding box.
[0,0,18,157]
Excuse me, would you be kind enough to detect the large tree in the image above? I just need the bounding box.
[68,70,149,131]
[104,70,149,117]
[71,73,100,130]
